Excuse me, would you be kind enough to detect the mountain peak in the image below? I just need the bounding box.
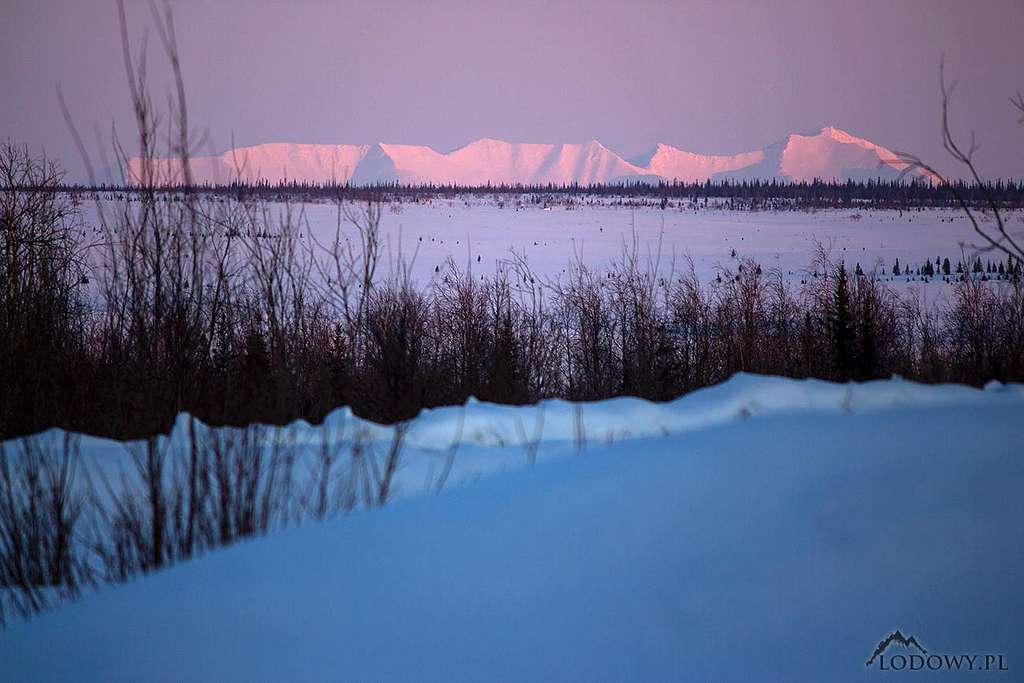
[815,125,876,147]
[819,124,852,139]
[464,137,507,147]
[131,129,932,186]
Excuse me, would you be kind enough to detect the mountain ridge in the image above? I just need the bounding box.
[127,126,930,186]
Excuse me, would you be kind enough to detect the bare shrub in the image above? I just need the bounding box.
[0,434,86,620]
[0,143,88,436]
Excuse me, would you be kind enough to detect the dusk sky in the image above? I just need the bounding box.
[3,0,1023,181]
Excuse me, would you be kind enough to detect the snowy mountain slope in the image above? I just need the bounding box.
[3,375,1022,681]
[715,126,921,182]
[780,125,913,181]
[128,127,932,186]
[386,138,643,185]
[632,142,766,183]
[127,143,371,185]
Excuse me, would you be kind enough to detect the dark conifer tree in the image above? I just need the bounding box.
[856,287,879,380]
[830,261,854,381]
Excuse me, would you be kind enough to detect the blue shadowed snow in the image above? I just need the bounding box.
[2,385,1022,681]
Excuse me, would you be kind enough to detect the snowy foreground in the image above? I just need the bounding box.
[3,375,1024,681]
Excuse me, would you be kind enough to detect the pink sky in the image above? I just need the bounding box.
[2,0,1023,181]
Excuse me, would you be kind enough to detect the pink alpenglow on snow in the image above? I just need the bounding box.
[127,127,934,186]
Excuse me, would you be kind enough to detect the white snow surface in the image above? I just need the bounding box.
[78,197,1023,293]
[128,126,931,186]
[286,372,1024,452]
[294,200,1020,290]
[3,374,1024,680]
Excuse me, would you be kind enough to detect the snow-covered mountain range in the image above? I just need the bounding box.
[128,126,929,186]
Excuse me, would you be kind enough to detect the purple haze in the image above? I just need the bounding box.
[2,0,1023,182]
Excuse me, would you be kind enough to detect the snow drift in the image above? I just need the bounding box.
[52,374,1020,477]
[2,374,1022,681]
[127,127,931,186]
[274,373,1024,453]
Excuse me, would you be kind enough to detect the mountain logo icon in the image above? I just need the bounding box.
[866,630,928,666]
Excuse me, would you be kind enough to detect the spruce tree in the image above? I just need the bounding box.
[856,285,879,380]
[830,261,854,381]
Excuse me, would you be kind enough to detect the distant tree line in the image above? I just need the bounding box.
[44,176,1024,211]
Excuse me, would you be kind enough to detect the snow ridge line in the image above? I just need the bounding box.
[68,374,1021,454]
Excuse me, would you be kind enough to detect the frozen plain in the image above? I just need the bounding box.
[289,198,1021,286]
[77,196,1023,289]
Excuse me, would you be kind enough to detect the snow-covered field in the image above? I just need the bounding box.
[79,196,1022,290]
[3,375,1023,680]
[293,199,1017,286]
